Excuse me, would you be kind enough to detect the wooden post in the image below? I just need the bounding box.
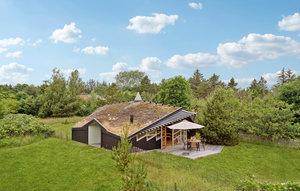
[161,127,163,148]
[172,129,174,147]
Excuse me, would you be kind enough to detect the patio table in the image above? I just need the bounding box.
[187,139,201,151]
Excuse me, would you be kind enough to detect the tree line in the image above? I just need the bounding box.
[0,67,299,145]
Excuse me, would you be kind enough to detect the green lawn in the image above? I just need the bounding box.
[0,117,299,191]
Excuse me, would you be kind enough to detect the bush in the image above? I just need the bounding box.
[0,114,54,139]
[239,96,299,140]
[237,180,300,191]
[202,88,240,146]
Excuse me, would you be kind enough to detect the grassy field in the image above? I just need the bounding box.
[40,117,83,139]
[0,117,299,191]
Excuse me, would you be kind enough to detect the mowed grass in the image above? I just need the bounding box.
[0,117,299,191]
[138,143,300,191]
[0,138,121,191]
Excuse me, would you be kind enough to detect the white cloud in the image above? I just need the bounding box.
[127,13,178,34]
[167,52,218,68]
[139,57,161,72]
[99,59,163,82]
[5,51,22,59]
[167,33,300,69]
[278,13,300,32]
[0,47,7,54]
[60,68,86,77]
[188,2,203,10]
[81,46,109,55]
[233,77,255,88]
[50,22,82,43]
[0,37,24,47]
[73,47,81,53]
[31,39,43,46]
[112,62,128,73]
[0,63,33,84]
[99,62,128,82]
[217,33,300,66]
[139,57,162,80]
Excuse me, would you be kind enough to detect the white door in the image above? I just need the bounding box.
[88,124,101,147]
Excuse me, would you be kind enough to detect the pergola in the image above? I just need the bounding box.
[163,120,204,147]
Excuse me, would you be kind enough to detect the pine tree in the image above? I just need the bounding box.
[258,76,268,93]
[189,69,204,89]
[189,69,207,99]
[286,69,296,82]
[227,77,238,91]
[248,77,268,98]
[277,68,288,85]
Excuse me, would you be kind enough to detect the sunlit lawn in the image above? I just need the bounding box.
[0,117,299,191]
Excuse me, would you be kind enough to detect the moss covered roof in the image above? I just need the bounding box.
[74,101,179,136]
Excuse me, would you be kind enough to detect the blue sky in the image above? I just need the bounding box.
[0,0,300,87]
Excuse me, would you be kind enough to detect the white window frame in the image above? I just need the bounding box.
[136,133,146,141]
[156,129,161,141]
[146,130,157,141]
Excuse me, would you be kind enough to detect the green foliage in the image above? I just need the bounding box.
[247,77,268,99]
[239,96,299,140]
[202,88,240,145]
[0,114,54,139]
[112,126,150,191]
[227,77,238,91]
[277,68,296,85]
[276,77,300,122]
[189,70,225,99]
[156,76,192,109]
[116,70,146,91]
[38,69,84,117]
[190,98,206,124]
[112,127,133,172]
[195,132,201,140]
[0,98,19,118]
[237,180,300,191]
[122,162,151,191]
[140,76,159,101]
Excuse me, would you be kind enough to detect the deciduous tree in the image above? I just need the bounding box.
[156,76,192,109]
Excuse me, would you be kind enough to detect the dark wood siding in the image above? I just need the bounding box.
[131,136,161,150]
[72,126,88,144]
[72,121,120,150]
[101,130,120,150]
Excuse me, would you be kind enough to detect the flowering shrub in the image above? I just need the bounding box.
[0,114,54,139]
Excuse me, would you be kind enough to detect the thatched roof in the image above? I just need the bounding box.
[74,101,179,136]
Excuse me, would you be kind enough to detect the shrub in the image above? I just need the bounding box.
[112,125,151,191]
[239,96,299,140]
[202,88,240,146]
[0,114,54,139]
[237,180,300,191]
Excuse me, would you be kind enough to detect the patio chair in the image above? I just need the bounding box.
[187,141,192,151]
[196,142,200,151]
